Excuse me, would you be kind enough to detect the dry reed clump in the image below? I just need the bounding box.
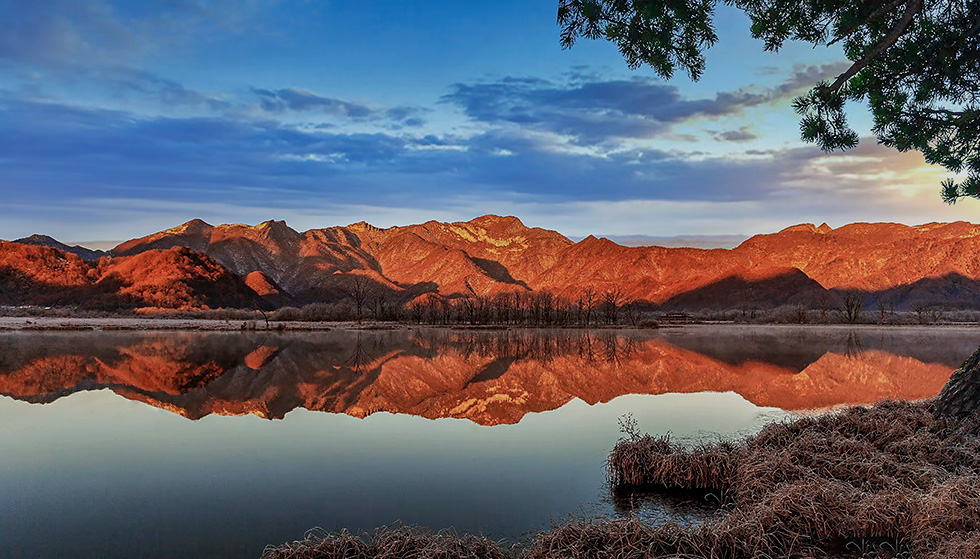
[261,525,508,559]
[606,433,738,494]
[532,399,980,559]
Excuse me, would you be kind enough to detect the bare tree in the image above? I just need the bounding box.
[911,301,928,324]
[911,301,945,324]
[818,294,830,323]
[839,293,863,324]
[580,287,596,327]
[371,292,391,321]
[343,274,371,323]
[407,299,425,324]
[600,289,622,325]
[539,291,555,326]
[622,297,639,326]
[794,303,808,324]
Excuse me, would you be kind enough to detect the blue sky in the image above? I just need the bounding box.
[0,0,976,243]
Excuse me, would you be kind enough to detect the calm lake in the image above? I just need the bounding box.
[1,325,978,559]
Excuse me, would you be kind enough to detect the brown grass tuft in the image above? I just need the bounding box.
[573,399,980,558]
[261,525,508,559]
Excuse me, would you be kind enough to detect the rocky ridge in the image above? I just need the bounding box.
[5,216,980,310]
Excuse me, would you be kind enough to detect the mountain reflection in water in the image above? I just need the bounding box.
[1,326,974,424]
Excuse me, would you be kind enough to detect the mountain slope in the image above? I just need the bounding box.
[0,241,264,310]
[102,247,266,310]
[112,216,567,301]
[734,221,980,292]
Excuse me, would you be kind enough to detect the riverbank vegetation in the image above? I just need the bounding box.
[9,303,979,327]
[594,399,980,558]
[7,288,979,327]
[263,399,980,559]
[261,526,506,559]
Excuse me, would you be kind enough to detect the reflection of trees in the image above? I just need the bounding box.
[842,332,865,358]
[579,333,596,363]
[619,337,637,364]
[412,330,642,366]
[3,328,970,423]
[345,333,369,371]
[342,332,410,372]
[601,333,636,366]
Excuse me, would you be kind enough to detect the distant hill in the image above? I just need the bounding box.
[0,241,265,310]
[601,234,747,249]
[14,234,106,260]
[5,216,980,311]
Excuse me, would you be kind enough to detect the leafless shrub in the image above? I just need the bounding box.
[270,302,355,322]
[911,302,946,324]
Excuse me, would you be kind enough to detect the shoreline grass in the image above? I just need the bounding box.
[580,399,980,558]
[263,399,980,559]
[261,525,508,559]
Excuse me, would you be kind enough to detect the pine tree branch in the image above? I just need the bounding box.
[962,15,980,43]
[827,0,909,47]
[821,0,923,95]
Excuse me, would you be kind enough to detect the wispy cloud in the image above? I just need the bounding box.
[252,87,375,118]
[0,0,135,67]
[712,127,758,142]
[249,87,428,125]
[0,0,282,68]
[2,65,426,127]
[441,63,850,142]
[0,94,955,219]
[97,67,231,109]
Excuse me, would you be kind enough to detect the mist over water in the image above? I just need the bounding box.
[1,326,977,559]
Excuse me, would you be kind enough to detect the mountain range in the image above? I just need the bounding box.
[4,215,980,311]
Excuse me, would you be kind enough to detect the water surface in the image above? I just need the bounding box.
[1,325,976,558]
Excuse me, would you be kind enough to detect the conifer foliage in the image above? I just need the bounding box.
[558,0,980,200]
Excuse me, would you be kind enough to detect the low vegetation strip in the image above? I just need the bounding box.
[261,525,507,559]
[263,400,980,559]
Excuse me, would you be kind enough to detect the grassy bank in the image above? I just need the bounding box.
[591,399,980,558]
[261,526,506,559]
[263,400,980,559]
